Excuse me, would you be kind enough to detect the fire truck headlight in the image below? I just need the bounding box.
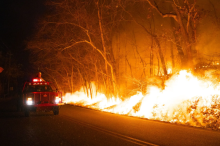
[27,98,33,105]
[55,97,61,103]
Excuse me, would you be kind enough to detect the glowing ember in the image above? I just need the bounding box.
[63,70,220,130]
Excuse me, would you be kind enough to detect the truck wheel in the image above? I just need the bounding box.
[25,109,30,117]
[53,107,59,115]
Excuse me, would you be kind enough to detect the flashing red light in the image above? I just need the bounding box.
[33,79,38,82]
[33,78,42,82]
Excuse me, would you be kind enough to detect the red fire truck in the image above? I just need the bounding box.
[22,72,64,117]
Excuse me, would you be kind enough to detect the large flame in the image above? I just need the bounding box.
[63,70,220,129]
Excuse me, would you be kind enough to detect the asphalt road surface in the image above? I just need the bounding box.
[1,102,220,146]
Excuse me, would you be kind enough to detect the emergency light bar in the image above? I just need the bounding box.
[33,78,43,82]
[33,79,39,82]
[31,72,46,83]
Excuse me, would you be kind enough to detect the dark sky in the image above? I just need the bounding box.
[0,0,45,64]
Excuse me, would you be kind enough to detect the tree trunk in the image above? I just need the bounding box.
[171,18,185,68]
[155,38,167,75]
[172,4,192,68]
[170,41,175,71]
[97,2,116,96]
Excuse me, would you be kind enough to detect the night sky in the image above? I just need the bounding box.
[0,0,45,65]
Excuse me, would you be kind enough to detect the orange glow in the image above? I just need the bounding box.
[63,70,220,129]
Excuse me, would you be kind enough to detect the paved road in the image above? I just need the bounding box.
[1,103,220,146]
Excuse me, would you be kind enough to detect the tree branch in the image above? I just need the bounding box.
[60,41,87,51]
[145,0,178,21]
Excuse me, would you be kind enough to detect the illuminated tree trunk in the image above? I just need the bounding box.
[170,42,175,70]
[171,18,184,67]
[157,55,160,76]
[71,65,74,94]
[97,2,117,96]
[172,4,192,68]
[97,2,108,93]
[154,38,167,75]
[150,46,154,77]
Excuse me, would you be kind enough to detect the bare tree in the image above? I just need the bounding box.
[118,0,168,75]
[144,0,204,69]
[27,0,121,96]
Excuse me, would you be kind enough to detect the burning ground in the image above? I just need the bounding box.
[64,70,220,130]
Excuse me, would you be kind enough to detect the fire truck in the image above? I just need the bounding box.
[22,72,64,117]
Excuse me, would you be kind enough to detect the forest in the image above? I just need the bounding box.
[26,0,220,98]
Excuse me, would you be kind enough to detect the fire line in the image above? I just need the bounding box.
[64,70,220,130]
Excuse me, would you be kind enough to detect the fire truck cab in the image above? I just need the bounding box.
[22,72,64,117]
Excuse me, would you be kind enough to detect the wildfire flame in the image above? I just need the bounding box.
[63,70,220,130]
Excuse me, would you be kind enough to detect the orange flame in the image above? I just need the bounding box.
[63,70,220,129]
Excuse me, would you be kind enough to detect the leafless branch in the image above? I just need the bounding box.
[145,0,178,21]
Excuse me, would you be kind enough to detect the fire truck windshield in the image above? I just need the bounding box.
[24,85,53,92]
